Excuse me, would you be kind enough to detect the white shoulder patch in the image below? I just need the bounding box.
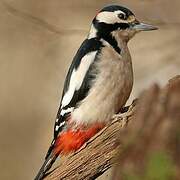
[61,51,97,108]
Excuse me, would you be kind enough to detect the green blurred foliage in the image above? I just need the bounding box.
[122,151,176,180]
[145,151,175,180]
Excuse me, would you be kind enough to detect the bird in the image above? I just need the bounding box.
[34,5,157,180]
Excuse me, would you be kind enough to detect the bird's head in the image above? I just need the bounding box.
[89,5,158,41]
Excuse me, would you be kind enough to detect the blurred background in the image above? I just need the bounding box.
[0,0,179,179]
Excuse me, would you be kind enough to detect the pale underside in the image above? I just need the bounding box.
[72,40,133,126]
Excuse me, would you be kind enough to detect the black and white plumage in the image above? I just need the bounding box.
[35,5,157,180]
[45,38,103,159]
[53,6,133,137]
[55,38,103,134]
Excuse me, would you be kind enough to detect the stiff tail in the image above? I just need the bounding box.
[34,153,58,180]
[45,139,55,159]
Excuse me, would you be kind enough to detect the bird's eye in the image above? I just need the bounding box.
[118,13,127,20]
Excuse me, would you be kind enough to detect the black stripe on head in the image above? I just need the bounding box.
[100,5,134,16]
[93,19,129,54]
[93,19,130,32]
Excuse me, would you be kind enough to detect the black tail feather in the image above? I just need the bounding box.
[45,139,55,160]
[34,153,58,180]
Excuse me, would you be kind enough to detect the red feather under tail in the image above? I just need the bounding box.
[54,123,105,154]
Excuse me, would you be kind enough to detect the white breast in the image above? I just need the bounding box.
[72,45,133,126]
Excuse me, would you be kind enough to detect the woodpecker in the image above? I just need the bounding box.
[35,5,157,180]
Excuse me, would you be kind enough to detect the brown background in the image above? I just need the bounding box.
[0,0,179,179]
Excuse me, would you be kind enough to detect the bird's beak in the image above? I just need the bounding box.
[132,22,158,31]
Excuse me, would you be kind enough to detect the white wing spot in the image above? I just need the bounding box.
[55,121,65,131]
[59,121,65,127]
[55,126,59,131]
[60,107,74,116]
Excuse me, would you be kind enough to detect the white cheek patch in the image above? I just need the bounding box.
[61,51,97,107]
[96,10,126,24]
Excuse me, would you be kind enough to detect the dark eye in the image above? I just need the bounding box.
[118,13,127,20]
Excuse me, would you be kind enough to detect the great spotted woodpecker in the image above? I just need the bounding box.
[35,5,157,180]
